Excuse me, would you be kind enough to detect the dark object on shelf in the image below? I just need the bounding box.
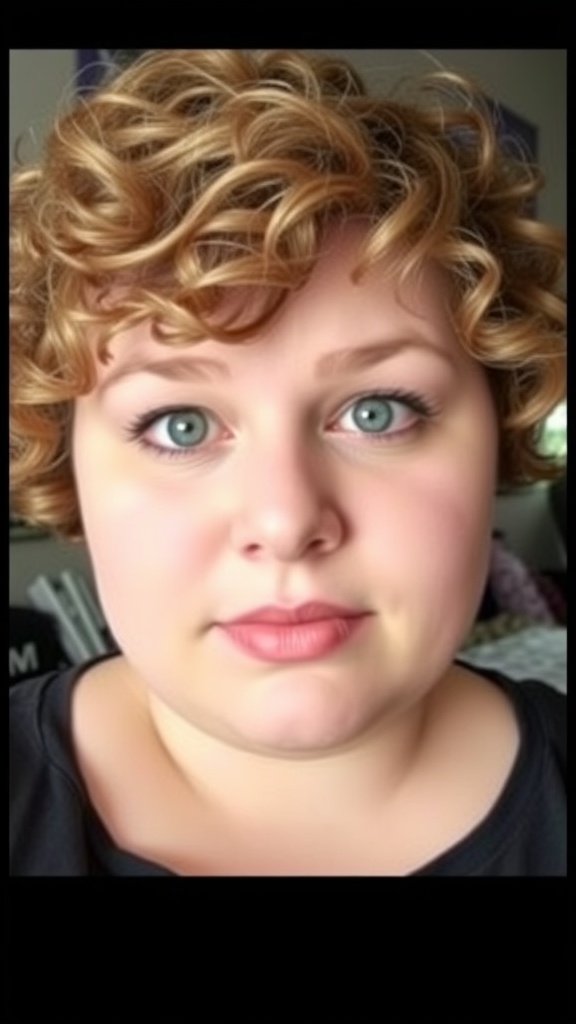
[548,472,566,550]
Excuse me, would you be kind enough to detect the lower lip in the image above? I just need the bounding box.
[217,616,369,663]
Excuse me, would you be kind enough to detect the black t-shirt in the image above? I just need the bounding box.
[9,660,566,876]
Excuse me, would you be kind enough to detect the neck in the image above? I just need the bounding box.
[143,685,436,828]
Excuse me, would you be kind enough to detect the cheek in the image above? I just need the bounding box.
[358,448,495,608]
[76,464,221,599]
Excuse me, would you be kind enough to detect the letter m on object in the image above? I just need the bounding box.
[9,642,39,679]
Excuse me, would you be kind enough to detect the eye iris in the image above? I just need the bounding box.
[166,411,208,447]
[352,397,393,433]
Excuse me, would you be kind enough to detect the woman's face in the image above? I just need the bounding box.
[73,224,498,755]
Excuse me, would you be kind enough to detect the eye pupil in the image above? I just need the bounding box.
[167,411,207,446]
[352,397,392,433]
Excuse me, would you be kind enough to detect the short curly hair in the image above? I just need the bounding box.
[10,49,566,540]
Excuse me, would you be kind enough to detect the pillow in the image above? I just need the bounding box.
[488,534,556,625]
[462,612,536,650]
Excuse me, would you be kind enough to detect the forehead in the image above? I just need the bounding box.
[98,222,461,378]
[282,224,453,333]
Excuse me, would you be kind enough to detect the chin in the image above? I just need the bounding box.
[235,675,379,755]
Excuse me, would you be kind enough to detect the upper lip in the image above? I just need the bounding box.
[220,602,369,625]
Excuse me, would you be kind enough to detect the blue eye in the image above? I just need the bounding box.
[349,396,395,433]
[159,409,209,447]
[127,406,219,455]
[335,392,427,438]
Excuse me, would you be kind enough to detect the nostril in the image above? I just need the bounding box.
[244,543,262,557]
[309,537,326,551]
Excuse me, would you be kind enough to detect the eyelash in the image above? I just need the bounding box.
[125,389,439,460]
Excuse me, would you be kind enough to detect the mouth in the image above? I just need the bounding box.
[221,602,368,625]
[215,603,372,663]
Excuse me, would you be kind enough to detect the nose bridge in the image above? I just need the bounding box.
[229,423,342,560]
[240,426,322,518]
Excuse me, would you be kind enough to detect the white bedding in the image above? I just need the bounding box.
[459,625,566,694]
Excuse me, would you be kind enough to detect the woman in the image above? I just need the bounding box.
[10,49,566,875]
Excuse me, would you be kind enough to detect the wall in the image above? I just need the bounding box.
[9,49,566,606]
[9,50,76,165]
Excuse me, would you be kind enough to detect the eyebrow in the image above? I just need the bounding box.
[315,338,455,377]
[101,354,232,392]
[101,336,454,392]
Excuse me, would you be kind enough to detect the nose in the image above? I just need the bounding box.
[229,439,345,563]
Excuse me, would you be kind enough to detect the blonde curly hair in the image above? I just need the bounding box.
[10,49,566,540]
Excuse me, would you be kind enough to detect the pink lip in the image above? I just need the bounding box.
[216,603,371,663]
[223,602,366,625]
